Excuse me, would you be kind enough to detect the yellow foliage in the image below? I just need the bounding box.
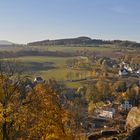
[91,71,96,77]
[88,102,95,114]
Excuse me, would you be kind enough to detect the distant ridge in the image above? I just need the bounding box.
[0,40,14,45]
[27,36,140,48]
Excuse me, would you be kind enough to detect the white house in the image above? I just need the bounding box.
[136,69,140,75]
[99,110,114,119]
[127,67,133,73]
[119,69,129,76]
[34,76,44,84]
[122,61,127,65]
[120,61,133,73]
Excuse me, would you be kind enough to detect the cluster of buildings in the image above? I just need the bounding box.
[95,101,133,119]
[119,61,140,77]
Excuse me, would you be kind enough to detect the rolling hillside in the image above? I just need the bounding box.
[27,36,140,48]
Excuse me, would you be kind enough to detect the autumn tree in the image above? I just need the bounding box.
[114,81,127,92]
[0,60,28,140]
[13,84,70,139]
[126,84,140,106]
[96,80,110,101]
[85,84,100,103]
[0,60,86,140]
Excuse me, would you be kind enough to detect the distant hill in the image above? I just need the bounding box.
[27,36,140,48]
[0,40,14,45]
[27,36,109,46]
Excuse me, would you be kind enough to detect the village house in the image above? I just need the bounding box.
[95,107,116,119]
[136,69,140,75]
[125,66,133,73]
[119,69,129,76]
[130,69,140,77]
[120,61,133,73]
[98,110,114,119]
[120,101,132,111]
[119,61,140,77]
[34,76,44,84]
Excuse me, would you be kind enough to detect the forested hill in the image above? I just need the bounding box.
[27,36,140,47]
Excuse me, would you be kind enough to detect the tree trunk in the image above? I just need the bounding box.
[3,122,9,140]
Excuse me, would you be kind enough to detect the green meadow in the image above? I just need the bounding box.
[30,45,118,52]
[1,45,123,88]
[4,56,90,88]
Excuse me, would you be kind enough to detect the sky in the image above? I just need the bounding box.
[0,0,140,44]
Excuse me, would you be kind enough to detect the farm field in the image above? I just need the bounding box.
[30,45,119,53]
[2,45,139,88]
[4,56,90,88]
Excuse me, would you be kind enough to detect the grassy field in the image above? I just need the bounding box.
[30,45,119,53]
[2,44,123,88]
[1,45,125,88]
[12,56,67,67]
[4,56,90,88]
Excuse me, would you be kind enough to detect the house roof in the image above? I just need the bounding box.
[35,76,44,81]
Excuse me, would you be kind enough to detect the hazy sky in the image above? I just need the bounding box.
[0,0,140,43]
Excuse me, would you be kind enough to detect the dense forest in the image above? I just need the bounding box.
[27,36,140,48]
